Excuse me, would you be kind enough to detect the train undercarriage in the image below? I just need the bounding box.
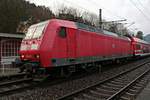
[17,57,133,79]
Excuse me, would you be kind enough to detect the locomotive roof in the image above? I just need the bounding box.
[31,19,130,40]
[53,19,131,40]
[50,19,77,29]
[75,22,120,37]
[75,22,131,41]
[29,19,77,29]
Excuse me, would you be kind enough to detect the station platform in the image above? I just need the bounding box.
[0,67,19,77]
[136,81,150,100]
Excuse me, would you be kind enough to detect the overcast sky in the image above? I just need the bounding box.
[26,0,150,35]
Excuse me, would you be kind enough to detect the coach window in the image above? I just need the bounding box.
[59,27,67,38]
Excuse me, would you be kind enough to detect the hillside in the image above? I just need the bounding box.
[0,0,54,33]
[144,34,150,43]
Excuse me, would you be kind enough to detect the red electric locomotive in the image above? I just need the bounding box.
[19,19,150,76]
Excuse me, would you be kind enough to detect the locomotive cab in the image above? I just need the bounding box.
[19,19,77,76]
[19,20,49,73]
[20,21,49,60]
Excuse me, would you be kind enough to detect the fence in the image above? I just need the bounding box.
[0,56,19,74]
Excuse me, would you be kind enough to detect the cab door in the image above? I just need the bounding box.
[66,28,76,59]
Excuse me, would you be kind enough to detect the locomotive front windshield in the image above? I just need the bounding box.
[25,20,49,39]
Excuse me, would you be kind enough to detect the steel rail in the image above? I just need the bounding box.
[0,78,33,96]
[107,65,150,100]
[58,61,150,100]
[0,78,33,86]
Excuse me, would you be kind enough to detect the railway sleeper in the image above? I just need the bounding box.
[135,83,146,87]
[82,93,100,100]
[113,79,128,83]
[137,79,148,84]
[104,83,123,89]
[74,94,92,100]
[96,87,117,94]
[73,97,87,100]
[120,93,136,100]
[117,75,131,80]
[119,85,145,99]
[0,84,31,95]
[106,83,124,88]
[110,80,127,85]
[132,86,142,90]
[119,77,149,99]
[100,85,120,91]
[138,79,147,82]
[120,96,130,100]
[114,77,124,80]
[125,92,136,96]
[128,89,139,94]
[90,90,112,98]
[120,83,148,99]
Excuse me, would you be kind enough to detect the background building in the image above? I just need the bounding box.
[0,33,25,67]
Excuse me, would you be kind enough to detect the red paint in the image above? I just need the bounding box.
[19,19,150,70]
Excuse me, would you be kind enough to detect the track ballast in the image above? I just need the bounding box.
[58,62,150,100]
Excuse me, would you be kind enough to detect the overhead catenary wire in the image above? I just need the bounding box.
[129,0,150,21]
[89,0,126,20]
[136,0,150,15]
[89,0,141,32]
[55,0,146,33]
[63,0,126,21]
[63,0,96,14]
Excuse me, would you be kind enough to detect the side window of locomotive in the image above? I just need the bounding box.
[59,27,67,38]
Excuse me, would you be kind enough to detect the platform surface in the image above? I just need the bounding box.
[136,81,150,100]
[0,68,19,77]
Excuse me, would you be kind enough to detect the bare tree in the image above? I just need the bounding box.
[82,11,99,26]
[56,5,100,26]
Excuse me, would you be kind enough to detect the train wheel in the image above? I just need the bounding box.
[116,59,121,64]
[60,66,75,78]
[85,63,95,73]
[84,63,102,73]
[18,63,33,77]
[95,64,101,73]
[18,64,25,73]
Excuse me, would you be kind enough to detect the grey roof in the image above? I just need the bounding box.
[0,33,25,38]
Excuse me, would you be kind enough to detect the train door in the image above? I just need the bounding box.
[66,28,76,59]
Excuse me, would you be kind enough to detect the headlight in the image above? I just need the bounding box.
[34,54,40,59]
[35,54,40,59]
[21,55,25,58]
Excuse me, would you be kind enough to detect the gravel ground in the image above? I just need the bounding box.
[1,58,150,100]
[68,62,150,100]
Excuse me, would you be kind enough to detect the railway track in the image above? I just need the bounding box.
[58,62,150,100]
[0,67,97,96]
[0,73,39,96]
[0,73,29,82]
[0,78,33,96]
[1,58,150,99]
